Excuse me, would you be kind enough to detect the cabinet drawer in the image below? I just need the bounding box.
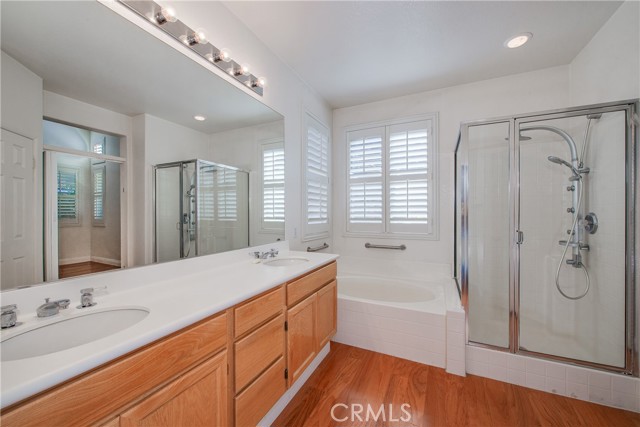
[235,357,286,427]
[234,313,285,393]
[287,261,336,306]
[234,286,284,337]
[1,313,227,427]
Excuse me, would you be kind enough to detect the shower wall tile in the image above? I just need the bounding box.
[566,366,589,384]
[525,372,546,391]
[507,355,526,372]
[589,385,612,405]
[525,358,547,376]
[567,381,589,400]
[612,375,637,394]
[545,377,567,396]
[611,391,639,412]
[589,371,612,389]
[466,344,640,413]
[507,369,526,387]
[546,363,566,380]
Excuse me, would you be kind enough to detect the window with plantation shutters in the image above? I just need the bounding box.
[92,164,105,226]
[346,115,437,238]
[303,113,330,239]
[347,127,384,233]
[57,167,80,225]
[261,141,285,232]
[216,168,237,221]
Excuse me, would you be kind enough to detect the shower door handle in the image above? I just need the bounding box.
[516,230,524,245]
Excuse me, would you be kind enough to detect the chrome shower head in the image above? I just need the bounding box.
[547,156,582,179]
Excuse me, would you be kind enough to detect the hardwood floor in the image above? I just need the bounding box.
[59,261,120,279]
[273,342,640,427]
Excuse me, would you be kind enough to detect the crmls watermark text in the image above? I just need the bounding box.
[330,403,412,423]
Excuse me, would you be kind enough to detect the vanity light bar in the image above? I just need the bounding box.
[118,0,264,96]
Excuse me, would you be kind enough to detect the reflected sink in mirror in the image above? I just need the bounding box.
[1,307,149,362]
[262,257,309,267]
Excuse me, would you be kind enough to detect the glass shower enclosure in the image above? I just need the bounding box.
[455,100,638,374]
[154,159,249,262]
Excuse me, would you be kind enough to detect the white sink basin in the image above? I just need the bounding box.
[262,257,309,267]
[1,307,149,361]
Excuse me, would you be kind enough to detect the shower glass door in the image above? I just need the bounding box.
[463,121,512,349]
[517,109,628,368]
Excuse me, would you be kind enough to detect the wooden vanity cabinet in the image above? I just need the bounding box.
[232,286,286,427]
[0,313,228,427]
[1,260,337,427]
[286,262,337,386]
[120,351,228,427]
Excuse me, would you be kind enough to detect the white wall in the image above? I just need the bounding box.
[569,0,640,106]
[0,51,44,285]
[332,66,570,267]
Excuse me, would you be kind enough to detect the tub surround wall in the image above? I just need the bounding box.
[334,256,465,375]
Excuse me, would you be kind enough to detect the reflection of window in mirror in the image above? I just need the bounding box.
[57,167,80,226]
[92,163,106,226]
[92,137,105,154]
[217,168,237,221]
[303,113,330,240]
[260,141,285,233]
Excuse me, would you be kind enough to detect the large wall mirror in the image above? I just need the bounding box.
[1,1,284,291]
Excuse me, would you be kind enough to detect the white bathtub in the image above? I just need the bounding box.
[333,274,449,368]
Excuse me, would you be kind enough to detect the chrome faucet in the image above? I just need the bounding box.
[1,304,19,329]
[249,249,279,259]
[37,298,71,318]
[78,288,98,308]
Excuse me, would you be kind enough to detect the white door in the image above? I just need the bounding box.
[1,129,36,290]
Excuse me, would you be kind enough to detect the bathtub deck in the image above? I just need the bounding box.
[273,342,640,426]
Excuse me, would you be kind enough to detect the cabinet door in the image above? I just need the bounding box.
[286,293,317,386]
[121,351,227,427]
[317,280,337,349]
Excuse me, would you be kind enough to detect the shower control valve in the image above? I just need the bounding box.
[566,207,575,213]
[566,185,575,192]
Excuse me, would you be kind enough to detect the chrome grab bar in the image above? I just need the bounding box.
[307,242,329,252]
[365,242,406,250]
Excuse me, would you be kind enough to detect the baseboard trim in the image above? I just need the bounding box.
[259,342,331,427]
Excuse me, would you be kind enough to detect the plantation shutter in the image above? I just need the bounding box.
[57,167,79,224]
[345,116,436,237]
[92,164,105,226]
[199,165,215,221]
[388,120,431,234]
[216,168,237,221]
[347,127,384,233]
[304,114,330,238]
[262,143,285,229]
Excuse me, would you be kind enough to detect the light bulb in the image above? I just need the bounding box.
[217,48,232,63]
[181,29,208,46]
[194,115,206,121]
[230,64,250,77]
[155,7,177,25]
[248,77,266,89]
[505,32,532,49]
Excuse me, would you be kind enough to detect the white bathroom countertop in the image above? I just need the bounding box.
[0,242,338,408]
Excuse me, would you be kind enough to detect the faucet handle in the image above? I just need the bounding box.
[1,304,17,313]
[249,251,261,259]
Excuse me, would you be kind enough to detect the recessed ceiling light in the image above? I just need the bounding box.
[194,115,206,121]
[505,32,532,49]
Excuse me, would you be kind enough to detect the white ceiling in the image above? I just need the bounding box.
[224,1,622,109]
[1,1,282,134]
